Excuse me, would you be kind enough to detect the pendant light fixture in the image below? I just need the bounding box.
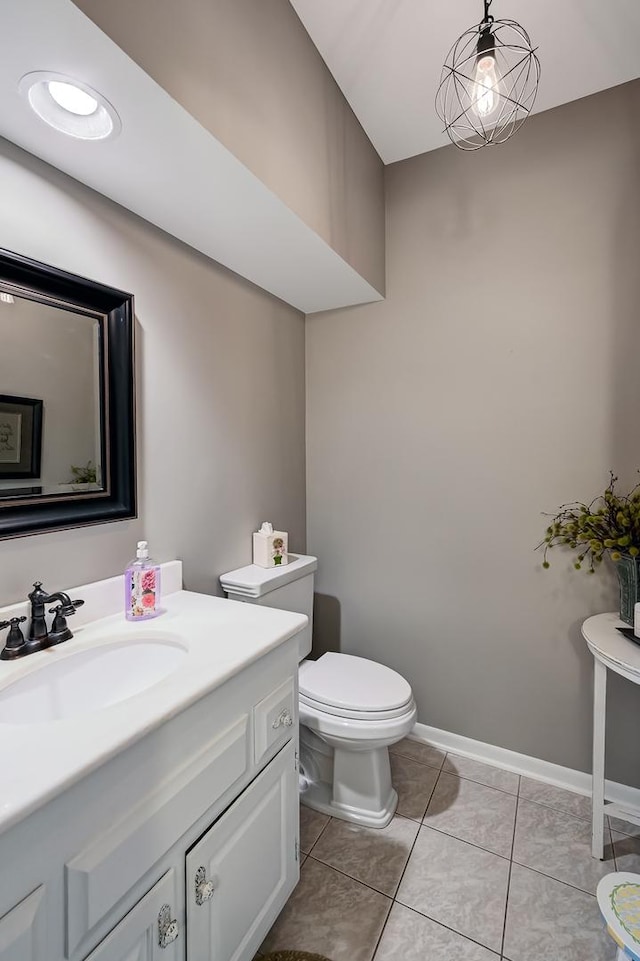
[435,0,540,151]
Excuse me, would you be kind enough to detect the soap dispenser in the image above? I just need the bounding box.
[125,541,161,620]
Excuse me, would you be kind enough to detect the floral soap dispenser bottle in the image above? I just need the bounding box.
[125,540,161,620]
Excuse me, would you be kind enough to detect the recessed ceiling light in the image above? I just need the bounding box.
[48,81,98,116]
[19,71,121,141]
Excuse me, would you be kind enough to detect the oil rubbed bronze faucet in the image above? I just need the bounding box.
[0,582,84,660]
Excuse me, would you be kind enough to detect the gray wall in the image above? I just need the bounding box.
[306,81,640,785]
[73,0,386,297]
[0,137,306,602]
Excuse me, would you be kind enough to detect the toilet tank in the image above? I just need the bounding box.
[219,554,317,661]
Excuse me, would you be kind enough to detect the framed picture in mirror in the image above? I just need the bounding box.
[0,394,43,479]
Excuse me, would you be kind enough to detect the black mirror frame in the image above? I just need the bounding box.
[0,248,136,539]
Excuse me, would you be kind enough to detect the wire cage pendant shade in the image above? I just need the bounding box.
[435,0,540,151]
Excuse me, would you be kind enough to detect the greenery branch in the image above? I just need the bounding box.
[69,460,97,485]
[536,472,640,574]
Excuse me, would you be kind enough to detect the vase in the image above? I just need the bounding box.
[614,554,640,625]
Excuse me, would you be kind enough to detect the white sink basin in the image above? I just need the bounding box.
[0,637,187,724]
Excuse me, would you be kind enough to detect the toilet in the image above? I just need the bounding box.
[220,554,417,828]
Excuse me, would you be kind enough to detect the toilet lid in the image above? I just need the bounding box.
[299,653,413,713]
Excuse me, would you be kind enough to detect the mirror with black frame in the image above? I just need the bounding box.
[0,249,136,538]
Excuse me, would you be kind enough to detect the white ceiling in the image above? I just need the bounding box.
[0,0,382,314]
[289,0,640,163]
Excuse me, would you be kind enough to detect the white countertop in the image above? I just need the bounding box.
[0,588,306,834]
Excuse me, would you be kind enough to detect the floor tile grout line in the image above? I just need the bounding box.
[609,818,640,840]
[367,891,394,961]
[306,852,396,900]
[311,815,514,891]
[389,744,446,771]
[499,784,520,958]
[439,753,520,798]
[509,857,604,899]
[391,899,502,957]
[306,797,433,904]
[393,748,520,799]
[511,778,521,858]
[420,764,514,860]
[302,811,332,858]
[386,767,441,899]
[518,793,592,822]
[389,748,445,773]
[370,778,438,961]
[418,820,512,862]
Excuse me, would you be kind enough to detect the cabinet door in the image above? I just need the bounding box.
[84,869,181,961]
[0,887,45,961]
[186,741,298,961]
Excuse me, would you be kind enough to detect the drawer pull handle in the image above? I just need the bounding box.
[158,903,179,948]
[272,709,294,729]
[195,866,216,905]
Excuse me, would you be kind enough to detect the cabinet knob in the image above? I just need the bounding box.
[195,865,216,905]
[272,709,293,729]
[157,903,179,949]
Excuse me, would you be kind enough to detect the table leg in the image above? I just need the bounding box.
[592,658,607,860]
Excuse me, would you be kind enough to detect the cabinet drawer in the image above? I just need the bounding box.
[0,887,45,961]
[254,677,295,763]
[84,869,179,961]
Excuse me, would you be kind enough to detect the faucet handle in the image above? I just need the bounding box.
[48,599,84,644]
[49,598,84,617]
[0,616,27,660]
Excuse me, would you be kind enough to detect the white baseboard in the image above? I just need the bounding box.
[411,722,640,816]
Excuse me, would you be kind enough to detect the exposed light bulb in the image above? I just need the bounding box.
[472,53,500,118]
[48,81,98,116]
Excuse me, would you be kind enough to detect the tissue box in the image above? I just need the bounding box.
[253,528,289,568]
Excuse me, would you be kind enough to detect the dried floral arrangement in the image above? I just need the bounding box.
[537,473,640,573]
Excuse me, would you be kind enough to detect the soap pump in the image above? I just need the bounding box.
[125,540,161,620]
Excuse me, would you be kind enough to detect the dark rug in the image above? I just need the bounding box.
[262,953,333,961]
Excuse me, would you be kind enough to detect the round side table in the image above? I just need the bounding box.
[583,613,640,859]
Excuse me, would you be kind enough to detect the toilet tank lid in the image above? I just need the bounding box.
[220,553,317,598]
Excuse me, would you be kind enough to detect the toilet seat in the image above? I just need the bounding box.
[300,694,417,744]
[299,652,413,716]
[299,692,414,721]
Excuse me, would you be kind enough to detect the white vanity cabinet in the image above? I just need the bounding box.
[0,629,301,961]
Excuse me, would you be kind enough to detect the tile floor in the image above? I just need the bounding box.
[261,738,640,961]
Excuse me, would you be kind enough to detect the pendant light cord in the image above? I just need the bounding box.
[480,0,494,30]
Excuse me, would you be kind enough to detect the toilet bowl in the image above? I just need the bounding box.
[298,652,416,827]
[220,554,416,829]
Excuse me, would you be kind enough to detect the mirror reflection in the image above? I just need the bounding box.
[0,292,104,499]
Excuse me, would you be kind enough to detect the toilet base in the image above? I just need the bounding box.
[300,727,399,828]
[302,780,398,829]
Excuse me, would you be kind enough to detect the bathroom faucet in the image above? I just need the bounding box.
[0,582,84,660]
